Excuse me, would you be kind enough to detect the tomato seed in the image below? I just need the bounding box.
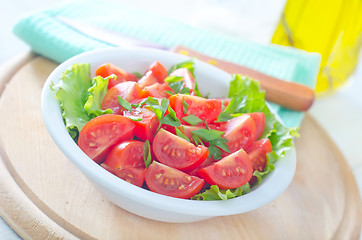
[163,145,169,151]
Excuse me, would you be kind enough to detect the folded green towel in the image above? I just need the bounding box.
[13,0,321,127]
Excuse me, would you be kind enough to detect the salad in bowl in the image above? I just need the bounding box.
[41,47,297,222]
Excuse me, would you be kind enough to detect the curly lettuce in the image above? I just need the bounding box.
[192,184,250,200]
[84,75,113,118]
[50,63,112,142]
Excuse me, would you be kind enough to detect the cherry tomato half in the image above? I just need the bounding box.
[246,112,265,140]
[101,164,145,187]
[101,81,142,114]
[103,140,145,169]
[197,148,253,189]
[140,82,173,99]
[78,115,135,163]
[169,94,222,125]
[137,61,168,88]
[145,61,168,82]
[123,106,159,142]
[246,138,272,185]
[169,68,195,90]
[152,129,209,171]
[145,161,205,199]
[95,63,138,89]
[220,115,256,156]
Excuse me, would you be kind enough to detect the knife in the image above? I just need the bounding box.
[56,16,315,111]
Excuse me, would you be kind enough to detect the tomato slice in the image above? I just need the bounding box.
[101,164,145,187]
[152,129,208,171]
[220,115,256,155]
[197,148,253,189]
[145,61,168,82]
[145,161,205,199]
[78,115,135,163]
[140,82,173,99]
[95,63,138,89]
[101,81,142,114]
[103,140,145,169]
[169,94,222,125]
[101,140,146,187]
[246,138,272,185]
[246,112,265,140]
[137,70,159,89]
[123,106,159,142]
[169,68,195,90]
[137,61,168,89]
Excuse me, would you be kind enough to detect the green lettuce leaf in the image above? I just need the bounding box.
[192,184,250,200]
[84,75,113,118]
[51,63,113,142]
[50,63,93,141]
[227,74,298,186]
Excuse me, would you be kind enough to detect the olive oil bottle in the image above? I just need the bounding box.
[272,0,362,94]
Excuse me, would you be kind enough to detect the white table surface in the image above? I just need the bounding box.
[1,0,361,239]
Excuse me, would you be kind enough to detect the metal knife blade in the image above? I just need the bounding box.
[56,16,167,50]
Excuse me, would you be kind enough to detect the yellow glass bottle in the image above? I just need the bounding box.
[271,0,362,94]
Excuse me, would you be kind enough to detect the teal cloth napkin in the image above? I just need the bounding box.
[13,0,321,127]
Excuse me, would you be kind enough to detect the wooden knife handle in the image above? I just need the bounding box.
[172,45,315,111]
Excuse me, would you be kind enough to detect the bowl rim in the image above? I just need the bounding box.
[41,47,296,217]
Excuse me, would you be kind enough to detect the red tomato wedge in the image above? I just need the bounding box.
[138,61,168,88]
[169,94,222,125]
[103,140,145,169]
[145,161,205,199]
[123,106,159,142]
[101,164,145,187]
[246,112,265,140]
[101,81,142,114]
[145,61,168,82]
[141,82,173,99]
[152,129,209,171]
[197,148,253,189]
[138,70,159,89]
[247,138,272,185]
[78,115,135,163]
[95,63,138,89]
[169,68,195,90]
[101,140,146,187]
[220,115,256,155]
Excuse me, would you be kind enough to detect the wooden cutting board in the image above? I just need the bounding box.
[0,53,361,240]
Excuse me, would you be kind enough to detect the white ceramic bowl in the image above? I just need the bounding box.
[41,47,296,223]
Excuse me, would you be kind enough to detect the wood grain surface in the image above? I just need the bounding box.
[0,54,361,240]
